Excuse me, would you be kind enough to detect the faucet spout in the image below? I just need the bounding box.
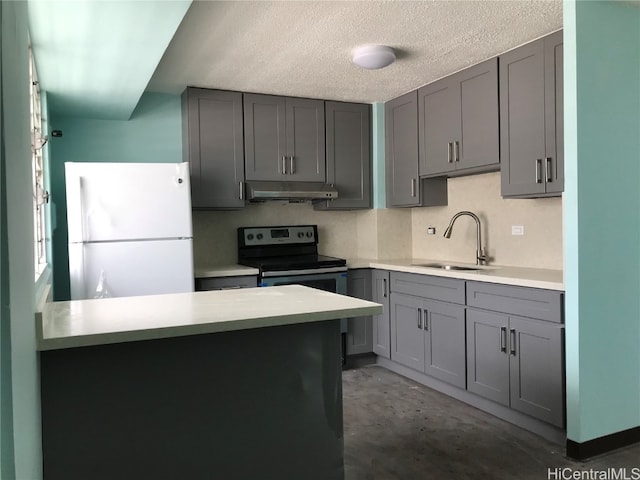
[442,211,488,265]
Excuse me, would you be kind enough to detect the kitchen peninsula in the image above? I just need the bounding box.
[37,285,382,480]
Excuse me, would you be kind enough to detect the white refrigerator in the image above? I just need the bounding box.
[65,162,195,300]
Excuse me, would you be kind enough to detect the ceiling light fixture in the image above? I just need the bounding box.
[352,44,396,70]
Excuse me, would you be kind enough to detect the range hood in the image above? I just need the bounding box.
[245,181,338,203]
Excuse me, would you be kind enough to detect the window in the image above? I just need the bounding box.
[30,47,48,279]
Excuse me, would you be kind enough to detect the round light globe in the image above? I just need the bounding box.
[352,45,396,70]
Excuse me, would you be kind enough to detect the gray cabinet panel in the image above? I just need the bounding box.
[386,91,421,207]
[195,275,258,291]
[419,58,499,177]
[372,270,391,358]
[319,102,371,210]
[390,271,465,305]
[243,93,286,181]
[500,31,563,197]
[424,300,466,389]
[182,88,245,209]
[285,97,326,182]
[509,317,564,427]
[466,281,563,323]
[466,309,510,405]
[390,293,425,371]
[346,269,373,355]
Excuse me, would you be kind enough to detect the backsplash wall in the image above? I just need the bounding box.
[411,172,563,270]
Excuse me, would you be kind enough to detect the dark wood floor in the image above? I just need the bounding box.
[342,365,640,480]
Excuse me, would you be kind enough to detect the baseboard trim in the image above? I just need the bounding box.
[375,356,566,445]
[567,426,640,460]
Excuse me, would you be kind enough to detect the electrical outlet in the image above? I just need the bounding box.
[427,227,436,235]
[511,225,525,236]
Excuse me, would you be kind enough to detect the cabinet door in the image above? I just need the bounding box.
[544,31,564,194]
[285,97,326,182]
[346,269,373,355]
[423,300,466,388]
[499,37,547,197]
[385,91,421,207]
[457,58,500,171]
[509,316,564,427]
[371,270,391,358]
[183,88,245,209]
[320,102,371,210]
[418,77,458,176]
[466,309,510,406]
[243,93,286,181]
[390,293,425,371]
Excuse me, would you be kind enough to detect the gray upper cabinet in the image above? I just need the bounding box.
[372,270,391,358]
[244,93,325,182]
[500,30,563,197]
[419,58,499,177]
[182,88,245,209]
[385,91,447,208]
[317,102,371,210]
[346,269,373,356]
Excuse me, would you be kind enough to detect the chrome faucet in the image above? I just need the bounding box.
[443,211,488,265]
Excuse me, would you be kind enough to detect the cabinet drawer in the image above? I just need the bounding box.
[466,281,563,323]
[390,272,465,305]
[195,276,258,291]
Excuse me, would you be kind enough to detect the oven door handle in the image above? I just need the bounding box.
[261,266,348,277]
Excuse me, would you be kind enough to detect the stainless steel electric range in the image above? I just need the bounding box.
[237,224,348,362]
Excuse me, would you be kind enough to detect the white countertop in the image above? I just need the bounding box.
[347,258,564,291]
[37,285,382,351]
[195,264,259,278]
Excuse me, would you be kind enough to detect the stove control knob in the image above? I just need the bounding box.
[298,232,305,238]
[256,233,263,240]
[247,234,254,241]
[306,232,313,238]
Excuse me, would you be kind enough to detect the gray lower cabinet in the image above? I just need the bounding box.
[244,93,325,182]
[346,269,373,355]
[316,101,371,210]
[182,88,245,209]
[385,91,447,208]
[390,292,466,389]
[371,270,391,358]
[195,275,258,291]
[500,30,563,197]
[418,58,499,177]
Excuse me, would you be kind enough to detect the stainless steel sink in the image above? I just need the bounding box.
[412,262,482,271]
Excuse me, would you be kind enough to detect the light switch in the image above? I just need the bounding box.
[511,225,525,236]
[427,227,436,235]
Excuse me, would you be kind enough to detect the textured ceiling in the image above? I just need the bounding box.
[148,0,563,103]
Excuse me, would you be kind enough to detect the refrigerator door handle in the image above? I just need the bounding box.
[67,174,86,243]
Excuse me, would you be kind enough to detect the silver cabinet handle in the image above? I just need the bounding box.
[509,329,517,356]
[454,141,460,162]
[410,178,416,197]
[281,156,287,175]
[535,159,543,184]
[546,157,553,183]
[423,309,428,331]
[500,326,507,353]
[417,308,422,329]
[290,156,295,174]
[239,181,244,200]
[383,278,387,298]
[447,142,453,163]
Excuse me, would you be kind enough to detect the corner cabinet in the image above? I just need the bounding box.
[243,93,325,182]
[418,58,499,177]
[316,102,371,210]
[385,91,447,208]
[500,30,564,198]
[181,88,245,209]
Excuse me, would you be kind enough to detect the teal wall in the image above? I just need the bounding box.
[564,0,640,443]
[0,1,44,478]
[49,92,183,300]
[372,102,386,209]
